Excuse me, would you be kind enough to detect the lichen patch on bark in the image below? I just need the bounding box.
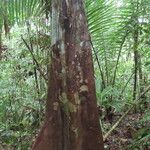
[79,85,89,93]
[53,102,59,111]
[74,92,80,105]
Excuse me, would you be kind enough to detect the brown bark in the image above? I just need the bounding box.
[138,51,147,110]
[0,33,2,56]
[133,48,138,101]
[32,0,104,150]
[133,22,139,102]
[132,1,140,103]
[138,53,144,95]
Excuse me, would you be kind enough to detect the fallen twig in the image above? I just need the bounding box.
[103,85,150,141]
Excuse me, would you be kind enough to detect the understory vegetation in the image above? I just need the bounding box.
[0,0,149,149]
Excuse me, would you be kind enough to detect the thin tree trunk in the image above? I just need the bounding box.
[132,0,140,104]
[0,31,1,43]
[32,0,104,150]
[133,28,138,102]
[106,31,128,122]
[138,53,144,95]
[138,52,147,110]
[102,34,109,86]
[112,31,128,86]
[91,42,106,91]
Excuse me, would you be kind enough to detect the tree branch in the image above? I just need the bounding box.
[21,35,48,83]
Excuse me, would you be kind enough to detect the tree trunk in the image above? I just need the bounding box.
[32,0,104,150]
[133,48,138,102]
[0,32,2,55]
[133,25,138,102]
[138,51,147,110]
[138,53,144,96]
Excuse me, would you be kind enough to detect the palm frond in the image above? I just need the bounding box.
[85,0,134,85]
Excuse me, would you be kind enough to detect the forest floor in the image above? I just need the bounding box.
[0,109,149,150]
[104,111,149,150]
